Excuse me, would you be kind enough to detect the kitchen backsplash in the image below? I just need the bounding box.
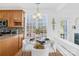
[0,27,24,35]
[10,27,24,34]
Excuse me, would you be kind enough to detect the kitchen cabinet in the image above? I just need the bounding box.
[9,10,25,27]
[0,10,25,27]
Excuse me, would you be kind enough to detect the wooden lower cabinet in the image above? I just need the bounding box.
[0,35,23,56]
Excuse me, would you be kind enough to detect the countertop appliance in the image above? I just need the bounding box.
[0,29,2,36]
[0,20,8,27]
[1,28,11,34]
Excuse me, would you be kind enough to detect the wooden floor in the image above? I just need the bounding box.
[49,50,63,56]
[15,49,63,56]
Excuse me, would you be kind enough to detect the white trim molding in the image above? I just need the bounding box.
[54,37,79,56]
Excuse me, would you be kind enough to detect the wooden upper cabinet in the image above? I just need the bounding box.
[0,10,25,27]
[12,10,22,22]
[0,11,6,19]
[9,10,25,27]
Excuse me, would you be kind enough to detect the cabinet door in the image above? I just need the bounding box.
[13,10,22,22]
[7,11,14,27]
[0,11,6,19]
[12,11,22,27]
[0,11,2,18]
[0,11,12,27]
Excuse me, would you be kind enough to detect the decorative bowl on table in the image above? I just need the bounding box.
[32,42,49,56]
[34,42,44,49]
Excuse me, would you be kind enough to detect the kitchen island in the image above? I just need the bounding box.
[0,34,23,56]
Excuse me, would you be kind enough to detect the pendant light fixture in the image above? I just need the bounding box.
[32,3,42,20]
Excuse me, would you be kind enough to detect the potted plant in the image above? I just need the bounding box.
[34,42,44,49]
[34,28,42,34]
[32,41,49,56]
[34,28,43,38]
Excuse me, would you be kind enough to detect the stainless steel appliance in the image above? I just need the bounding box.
[0,20,7,27]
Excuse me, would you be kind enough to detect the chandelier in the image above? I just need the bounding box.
[32,3,42,20]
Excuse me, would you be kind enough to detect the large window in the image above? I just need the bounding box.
[27,14,48,38]
[60,18,67,39]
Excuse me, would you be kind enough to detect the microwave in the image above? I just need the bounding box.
[0,20,8,27]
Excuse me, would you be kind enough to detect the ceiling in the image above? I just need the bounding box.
[0,3,61,10]
[0,3,79,14]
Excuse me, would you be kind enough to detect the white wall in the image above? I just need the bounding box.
[24,13,27,39]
